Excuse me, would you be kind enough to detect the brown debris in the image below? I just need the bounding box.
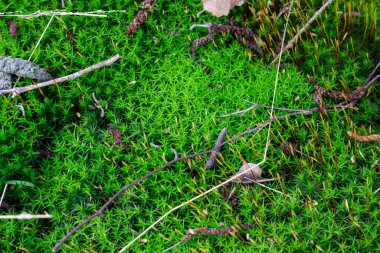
[126,0,156,35]
[164,223,254,252]
[108,129,129,149]
[341,11,362,19]
[8,22,17,38]
[220,184,239,207]
[347,132,380,142]
[310,78,368,111]
[190,21,263,57]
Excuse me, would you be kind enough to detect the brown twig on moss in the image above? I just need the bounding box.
[163,223,254,252]
[126,0,156,35]
[205,127,227,168]
[347,132,380,142]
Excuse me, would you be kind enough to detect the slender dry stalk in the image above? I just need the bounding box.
[13,14,55,87]
[0,54,121,97]
[0,184,8,208]
[0,213,53,219]
[0,10,127,19]
[270,0,333,65]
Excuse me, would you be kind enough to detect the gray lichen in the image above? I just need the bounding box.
[0,56,52,90]
[0,71,12,90]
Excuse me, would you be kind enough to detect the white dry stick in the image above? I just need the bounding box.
[13,13,55,88]
[118,0,295,250]
[243,177,296,200]
[0,184,8,208]
[0,54,121,97]
[0,10,127,19]
[0,213,53,219]
[28,14,55,61]
[270,0,333,65]
[220,100,310,118]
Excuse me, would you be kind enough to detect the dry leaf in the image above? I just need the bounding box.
[232,163,262,183]
[202,0,244,17]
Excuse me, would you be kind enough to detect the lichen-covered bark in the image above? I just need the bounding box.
[0,56,52,82]
[0,71,12,90]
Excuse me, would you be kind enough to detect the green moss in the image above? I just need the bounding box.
[0,0,379,252]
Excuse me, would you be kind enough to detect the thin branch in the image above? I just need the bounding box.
[0,213,53,219]
[220,100,310,118]
[205,127,227,168]
[364,62,380,85]
[0,10,127,19]
[270,0,333,65]
[1,54,121,98]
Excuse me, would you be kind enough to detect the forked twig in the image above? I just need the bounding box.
[0,54,121,97]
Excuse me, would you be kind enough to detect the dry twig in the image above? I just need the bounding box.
[0,54,121,97]
[270,0,333,65]
[347,132,380,142]
[205,127,227,168]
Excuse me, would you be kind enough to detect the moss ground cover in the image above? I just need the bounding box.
[0,0,379,252]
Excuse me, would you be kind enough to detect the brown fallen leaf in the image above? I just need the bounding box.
[8,22,18,38]
[347,131,380,142]
[202,0,244,17]
[232,163,262,183]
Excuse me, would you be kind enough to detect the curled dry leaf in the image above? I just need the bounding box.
[232,163,262,184]
[202,0,244,17]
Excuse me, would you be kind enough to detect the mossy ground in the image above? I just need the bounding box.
[0,0,379,252]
